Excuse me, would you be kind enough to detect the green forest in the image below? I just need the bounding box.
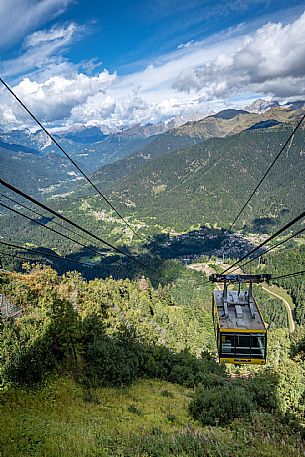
[1,262,305,456]
[245,244,305,325]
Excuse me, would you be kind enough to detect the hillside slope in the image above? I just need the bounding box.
[0,146,81,197]
[174,107,303,139]
[89,123,305,232]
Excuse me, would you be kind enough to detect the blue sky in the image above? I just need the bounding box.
[1,0,305,130]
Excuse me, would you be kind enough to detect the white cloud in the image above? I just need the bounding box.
[2,10,305,132]
[0,23,80,79]
[0,21,242,129]
[70,90,217,129]
[0,0,73,48]
[173,11,305,99]
[24,22,77,48]
[177,40,194,49]
[1,71,116,124]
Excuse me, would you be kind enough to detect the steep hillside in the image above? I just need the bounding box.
[0,146,81,197]
[174,107,302,140]
[1,123,303,262]
[88,131,200,193]
[88,123,305,232]
[1,267,304,457]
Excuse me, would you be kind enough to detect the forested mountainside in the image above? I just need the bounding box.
[1,106,302,200]
[1,264,305,456]
[64,122,305,236]
[1,121,304,269]
[85,131,200,193]
[0,127,159,198]
[0,146,82,197]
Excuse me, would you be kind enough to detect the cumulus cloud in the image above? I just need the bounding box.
[2,9,305,132]
[71,93,151,127]
[0,0,73,49]
[70,91,212,129]
[1,71,116,124]
[173,11,305,99]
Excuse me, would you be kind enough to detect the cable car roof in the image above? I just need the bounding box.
[213,289,266,331]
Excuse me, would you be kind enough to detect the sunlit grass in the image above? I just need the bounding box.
[1,376,304,457]
[0,377,194,457]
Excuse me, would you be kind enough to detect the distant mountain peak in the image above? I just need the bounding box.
[245,99,280,112]
[284,100,305,110]
[212,109,250,120]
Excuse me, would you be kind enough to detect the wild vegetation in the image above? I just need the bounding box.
[1,108,304,456]
[245,244,305,325]
[1,264,304,456]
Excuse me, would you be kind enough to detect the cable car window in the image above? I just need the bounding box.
[235,334,251,357]
[221,334,235,355]
[251,334,266,359]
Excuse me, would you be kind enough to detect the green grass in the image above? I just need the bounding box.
[1,377,304,457]
[0,377,193,457]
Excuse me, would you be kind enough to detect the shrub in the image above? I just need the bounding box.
[247,369,279,413]
[84,335,141,387]
[189,384,254,426]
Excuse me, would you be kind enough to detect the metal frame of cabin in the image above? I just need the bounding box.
[210,274,270,365]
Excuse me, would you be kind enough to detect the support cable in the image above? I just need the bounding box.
[0,251,52,266]
[0,192,102,248]
[0,77,145,243]
[198,211,305,287]
[229,227,305,273]
[222,209,305,274]
[228,112,305,231]
[0,179,162,278]
[272,270,305,280]
[0,241,111,273]
[0,202,140,277]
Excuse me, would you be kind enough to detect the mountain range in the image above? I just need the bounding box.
[0,105,304,255]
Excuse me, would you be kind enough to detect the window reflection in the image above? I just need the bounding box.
[220,333,266,359]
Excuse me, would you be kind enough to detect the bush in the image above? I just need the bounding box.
[0,293,79,387]
[0,318,57,387]
[247,369,279,413]
[189,384,254,426]
[84,335,141,387]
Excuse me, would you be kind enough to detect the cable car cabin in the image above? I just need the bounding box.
[210,274,271,365]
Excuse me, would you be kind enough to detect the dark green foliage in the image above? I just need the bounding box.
[0,294,78,387]
[89,125,305,231]
[189,384,253,426]
[128,404,143,415]
[246,369,279,412]
[267,245,305,325]
[253,286,289,329]
[246,245,305,325]
[0,318,54,386]
[83,333,141,387]
[1,266,305,440]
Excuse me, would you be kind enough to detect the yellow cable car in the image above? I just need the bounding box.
[210,274,271,365]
